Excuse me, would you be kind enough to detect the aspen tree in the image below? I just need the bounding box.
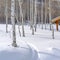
[45,0,47,29]
[15,0,21,36]
[34,0,37,32]
[49,0,52,30]
[41,0,43,29]
[27,0,29,22]
[52,24,54,39]
[30,0,34,35]
[5,0,8,33]
[11,0,17,47]
[18,0,25,37]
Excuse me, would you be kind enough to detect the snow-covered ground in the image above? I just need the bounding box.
[0,24,60,60]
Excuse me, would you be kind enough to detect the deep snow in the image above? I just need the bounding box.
[0,24,60,60]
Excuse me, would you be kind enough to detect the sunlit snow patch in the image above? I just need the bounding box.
[38,47,60,60]
[47,47,60,57]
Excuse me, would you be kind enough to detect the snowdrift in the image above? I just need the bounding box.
[39,48,60,60]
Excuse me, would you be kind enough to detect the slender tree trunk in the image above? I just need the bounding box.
[11,0,17,47]
[52,24,54,39]
[5,0,8,33]
[30,0,34,35]
[49,0,52,30]
[15,13,21,37]
[41,0,43,29]
[45,0,47,29]
[38,11,40,25]
[18,0,25,37]
[15,0,21,36]
[28,0,30,23]
[15,14,21,36]
[34,0,37,32]
[27,0,29,21]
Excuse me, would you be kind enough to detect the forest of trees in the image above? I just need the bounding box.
[0,0,60,24]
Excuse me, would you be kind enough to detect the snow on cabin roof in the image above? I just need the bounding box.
[51,16,60,23]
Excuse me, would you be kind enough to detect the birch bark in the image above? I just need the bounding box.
[11,0,17,47]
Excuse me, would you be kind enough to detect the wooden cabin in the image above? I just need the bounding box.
[51,16,60,31]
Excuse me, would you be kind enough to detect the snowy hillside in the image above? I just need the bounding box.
[0,24,60,60]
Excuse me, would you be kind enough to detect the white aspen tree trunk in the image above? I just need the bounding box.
[15,0,21,36]
[27,0,30,23]
[30,0,34,35]
[45,0,47,29]
[41,0,43,29]
[5,0,8,33]
[49,0,52,30]
[34,0,37,32]
[15,14,21,36]
[38,11,40,24]
[11,0,17,47]
[18,0,25,37]
[28,0,30,22]
[30,0,32,29]
[52,24,54,39]
[38,2,41,26]
[27,0,28,21]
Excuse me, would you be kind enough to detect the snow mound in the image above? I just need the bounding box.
[0,42,39,60]
[39,48,60,60]
[47,47,60,56]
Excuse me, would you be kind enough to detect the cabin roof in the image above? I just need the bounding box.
[51,16,60,23]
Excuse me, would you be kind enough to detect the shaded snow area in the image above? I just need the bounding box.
[0,24,60,60]
[0,43,39,60]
